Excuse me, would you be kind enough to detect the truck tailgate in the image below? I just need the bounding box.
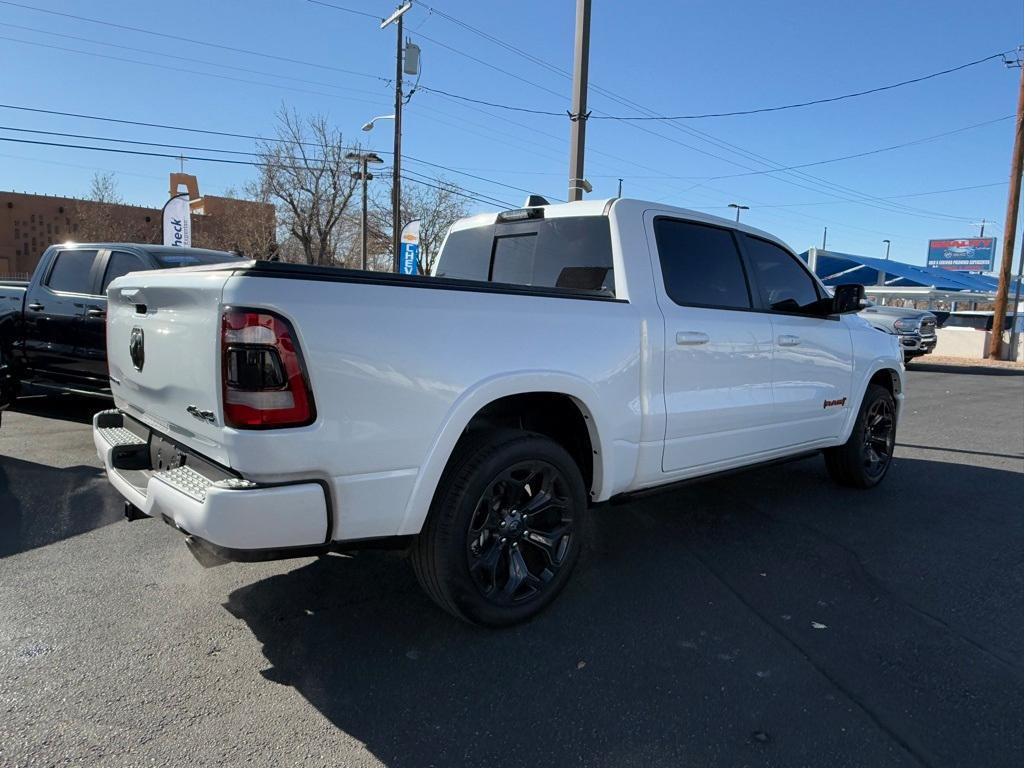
[107,270,232,466]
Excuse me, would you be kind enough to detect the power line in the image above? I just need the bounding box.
[307,0,570,102]
[409,8,983,222]
[419,86,562,116]
[702,115,1015,180]
[0,22,391,97]
[0,0,387,81]
[0,133,512,208]
[0,126,534,206]
[424,115,1014,182]
[304,0,380,20]
[413,2,1010,120]
[725,182,1007,209]
[401,170,515,208]
[0,34,393,109]
[589,52,1011,120]
[411,3,997,223]
[6,0,923,212]
[421,51,1011,122]
[0,103,565,201]
[886,181,1007,199]
[0,102,380,152]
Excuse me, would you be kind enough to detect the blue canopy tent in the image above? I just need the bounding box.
[798,249,1022,300]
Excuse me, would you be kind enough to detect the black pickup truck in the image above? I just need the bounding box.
[0,243,239,411]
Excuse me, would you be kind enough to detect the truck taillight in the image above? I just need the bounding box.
[221,309,315,429]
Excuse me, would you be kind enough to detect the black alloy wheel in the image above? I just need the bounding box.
[862,396,895,480]
[411,430,587,627]
[466,459,575,605]
[824,383,898,489]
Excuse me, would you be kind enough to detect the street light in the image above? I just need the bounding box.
[569,177,593,195]
[728,203,749,223]
[883,239,891,260]
[361,114,395,132]
[346,150,385,271]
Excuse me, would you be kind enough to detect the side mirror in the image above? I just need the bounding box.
[832,283,866,314]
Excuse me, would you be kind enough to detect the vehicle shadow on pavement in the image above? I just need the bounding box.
[11,393,106,424]
[906,361,1024,377]
[0,455,124,558]
[225,456,1024,768]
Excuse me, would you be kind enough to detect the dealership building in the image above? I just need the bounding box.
[0,174,274,278]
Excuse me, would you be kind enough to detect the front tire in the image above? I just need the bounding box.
[824,384,897,488]
[411,430,587,627]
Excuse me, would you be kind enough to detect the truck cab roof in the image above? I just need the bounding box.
[451,198,797,255]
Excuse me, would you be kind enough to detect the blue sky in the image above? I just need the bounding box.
[0,0,1022,268]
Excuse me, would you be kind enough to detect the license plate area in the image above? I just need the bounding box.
[150,433,185,473]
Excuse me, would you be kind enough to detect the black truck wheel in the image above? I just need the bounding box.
[411,430,586,627]
[824,384,897,489]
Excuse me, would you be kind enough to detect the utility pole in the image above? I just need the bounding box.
[822,226,828,250]
[346,151,384,271]
[567,0,591,202]
[617,178,623,198]
[990,50,1024,360]
[979,218,987,237]
[1007,237,1023,360]
[381,2,411,272]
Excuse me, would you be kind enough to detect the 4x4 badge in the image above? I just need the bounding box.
[129,327,145,372]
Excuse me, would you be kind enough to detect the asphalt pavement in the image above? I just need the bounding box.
[1,364,1022,768]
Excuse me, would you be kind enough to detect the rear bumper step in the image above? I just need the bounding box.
[94,409,331,556]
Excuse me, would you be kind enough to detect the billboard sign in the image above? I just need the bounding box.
[926,238,996,272]
[399,220,421,275]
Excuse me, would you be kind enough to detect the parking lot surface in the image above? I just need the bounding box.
[1,364,1022,768]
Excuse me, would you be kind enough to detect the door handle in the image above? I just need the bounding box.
[676,331,710,346]
[778,334,801,347]
[86,307,106,318]
[27,302,44,312]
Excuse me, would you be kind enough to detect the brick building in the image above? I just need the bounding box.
[0,176,275,277]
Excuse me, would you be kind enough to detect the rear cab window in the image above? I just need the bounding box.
[151,250,241,268]
[435,215,615,297]
[45,249,100,294]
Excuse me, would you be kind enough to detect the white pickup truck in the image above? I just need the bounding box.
[93,198,904,626]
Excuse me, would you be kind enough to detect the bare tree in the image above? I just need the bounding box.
[73,171,153,243]
[368,178,470,274]
[193,185,279,258]
[253,106,360,266]
[88,171,122,204]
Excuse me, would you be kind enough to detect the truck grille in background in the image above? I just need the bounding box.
[921,318,937,336]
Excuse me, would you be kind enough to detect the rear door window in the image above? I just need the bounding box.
[46,250,99,294]
[102,251,147,292]
[653,218,751,309]
[436,216,615,296]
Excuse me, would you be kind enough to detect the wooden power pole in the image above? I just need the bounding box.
[567,0,592,202]
[990,55,1024,359]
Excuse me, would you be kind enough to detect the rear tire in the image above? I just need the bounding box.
[411,430,587,627]
[824,384,897,489]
